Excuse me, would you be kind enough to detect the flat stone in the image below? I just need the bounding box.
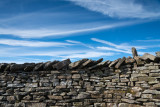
[109,58,120,67]
[89,60,110,69]
[125,56,135,64]
[48,95,63,100]
[134,56,145,66]
[141,94,152,99]
[72,74,81,79]
[7,83,25,88]
[69,58,88,69]
[33,63,44,71]
[25,83,38,87]
[121,98,136,104]
[141,53,156,61]
[156,52,160,57]
[76,92,90,99]
[25,103,46,107]
[143,90,160,94]
[0,63,7,72]
[153,83,160,89]
[138,77,156,82]
[53,59,71,70]
[79,59,94,68]
[115,57,126,68]
[43,60,59,70]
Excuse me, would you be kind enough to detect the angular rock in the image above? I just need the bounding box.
[94,58,103,65]
[141,53,156,61]
[79,59,94,68]
[132,47,138,58]
[125,56,135,64]
[24,63,35,72]
[153,83,160,89]
[134,56,145,66]
[156,52,160,57]
[89,60,111,69]
[33,63,44,71]
[10,64,25,72]
[53,59,71,70]
[69,58,88,69]
[76,92,90,99]
[43,60,59,70]
[115,57,126,68]
[0,63,7,72]
[109,58,120,67]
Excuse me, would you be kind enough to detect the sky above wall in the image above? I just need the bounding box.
[0,0,160,63]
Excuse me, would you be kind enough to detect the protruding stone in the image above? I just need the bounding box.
[0,63,7,72]
[24,63,35,72]
[76,92,90,99]
[89,60,111,69]
[156,52,160,57]
[134,56,145,66]
[115,57,126,68]
[10,64,25,72]
[125,56,135,64]
[132,47,138,58]
[141,53,156,61]
[33,63,44,71]
[53,59,71,70]
[109,58,120,67]
[69,58,88,69]
[43,60,59,70]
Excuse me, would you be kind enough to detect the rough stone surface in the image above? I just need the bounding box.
[0,48,160,107]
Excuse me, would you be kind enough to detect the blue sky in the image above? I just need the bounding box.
[0,0,160,63]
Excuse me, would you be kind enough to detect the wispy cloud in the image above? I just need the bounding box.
[0,39,72,47]
[137,39,160,42]
[68,0,160,19]
[0,21,139,38]
[91,38,146,50]
[66,40,94,49]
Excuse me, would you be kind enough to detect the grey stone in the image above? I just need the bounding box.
[33,63,44,71]
[69,58,88,69]
[132,47,138,58]
[109,58,120,67]
[115,57,126,68]
[43,60,59,70]
[53,59,71,70]
[76,92,90,99]
[141,53,156,61]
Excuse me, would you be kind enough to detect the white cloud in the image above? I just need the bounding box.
[68,0,160,19]
[91,38,146,50]
[0,39,72,47]
[0,21,138,38]
[97,46,131,54]
[60,51,114,59]
[66,40,94,49]
[137,39,160,42]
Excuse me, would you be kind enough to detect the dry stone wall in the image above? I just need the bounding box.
[0,49,160,107]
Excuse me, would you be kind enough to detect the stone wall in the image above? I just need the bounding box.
[0,49,160,107]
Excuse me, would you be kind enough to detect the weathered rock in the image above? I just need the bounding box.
[69,58,88,69]
[134,56,145,66]
[0,63,7,72]
[76,92,90,99]
[153,83,160,89]
[79,59,94,68]
[33,63,44,71]
[115,57,126,68]
[43,60,59,70]
[109,58,120,67]
[125,56,135,64]
[24,63,35,71]
[10,64,25,72]
[141,53,156,61]
[132,47,138,58]
[89,60,111,69]
[156,52,160,57]
[53,59,71,70]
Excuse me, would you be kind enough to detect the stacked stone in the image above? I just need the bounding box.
[0,48,160,107]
